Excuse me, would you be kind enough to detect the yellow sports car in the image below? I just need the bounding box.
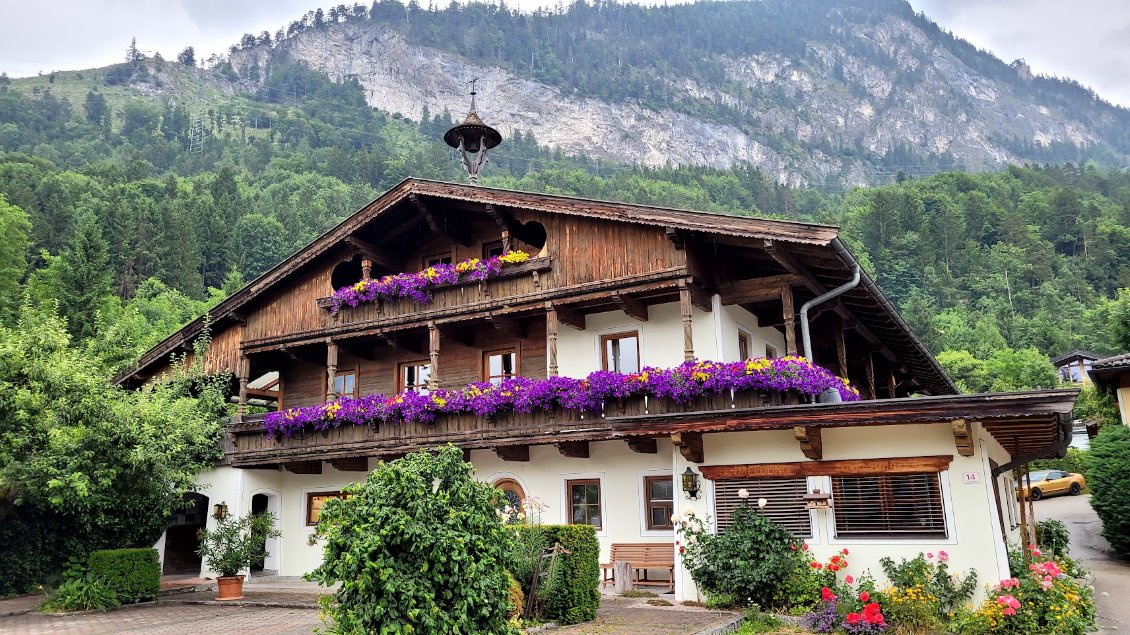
[1019,470,1086,501]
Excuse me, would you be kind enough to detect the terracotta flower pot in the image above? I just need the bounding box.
[215,575,245,601]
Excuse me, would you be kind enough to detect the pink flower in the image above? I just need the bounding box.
[845,575,854,584]
[1003,606,1017,616]
[859,591,870,603]
[926,552,934,559]
[821,587,837,603]
[937,550,949,562]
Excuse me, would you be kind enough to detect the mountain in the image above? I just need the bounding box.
[225,0,1130,187]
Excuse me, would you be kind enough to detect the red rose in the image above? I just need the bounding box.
[846,613,861,625]
[859,591,870,603]
[829,564,839,572]
[821,587,837,603]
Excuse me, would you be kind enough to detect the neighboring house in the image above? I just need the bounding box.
[1050,350,1102,386]
[1092,353,1130,426]
[120,179,1076,601]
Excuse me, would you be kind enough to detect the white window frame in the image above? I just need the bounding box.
[817,470,958,546]
[638,469,675,538]
[561,471,607,537]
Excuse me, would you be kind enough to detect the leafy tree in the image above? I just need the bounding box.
[0,195,30,323]
[1088,425,1130,555]
[1108,288,1130,351]
[230,212,289,278]
[309,446,517,634]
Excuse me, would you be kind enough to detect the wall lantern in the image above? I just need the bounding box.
[212,501,229,521]
[682,467,701,501]
[803,490,833,510]
[443,79,502,184]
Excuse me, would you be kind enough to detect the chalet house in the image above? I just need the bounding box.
[1092,353,1130,426]
[1050,349,1102,386]
[120,179,1077,601]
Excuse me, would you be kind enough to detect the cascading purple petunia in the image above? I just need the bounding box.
[327,251,531,314]
[262,356,861,439]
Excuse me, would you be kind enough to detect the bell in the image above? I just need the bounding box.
[443,81,502,183]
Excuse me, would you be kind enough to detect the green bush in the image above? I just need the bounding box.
[86,548,160,604]
[196,512,280,578]
[511,524,600,625]
[1088,424,1130,554]
[42,576,121,613]
[1032,447,1090,476]
[678,502,803,610]
[1036,519,1071,558]
[308,446,518,634]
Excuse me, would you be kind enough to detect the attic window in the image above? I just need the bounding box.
[331,257,365,290]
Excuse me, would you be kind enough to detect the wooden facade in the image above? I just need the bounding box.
[117,178,1047,470]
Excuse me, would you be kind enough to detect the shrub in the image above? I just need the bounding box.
[953,553,1094,635]
[86,548,160,603]
[196,512,280,578]
[512,524,600,624]
[678,501,805,610]
[1036,520,1071,558]
[309,446,518,634]
[42,576,120,613]
[506,572,524,620]
[879,551,977,614]
[1087,424,1130,553]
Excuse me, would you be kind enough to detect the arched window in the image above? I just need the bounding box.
[494,478,526,511]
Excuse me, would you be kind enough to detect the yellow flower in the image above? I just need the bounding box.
[499,250,530,264]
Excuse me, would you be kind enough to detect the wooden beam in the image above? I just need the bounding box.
[671,431,704,463]
[487,313,526,338]
[701,455,954,480]
[626,437,659,454]
[718,274,803,305]
[794,426,823,460]
[781,284,797,356]
[687,281,712,312]
[556,441,590,458]
[952,418,975,457]
[428,321,440,391]
[834,323,848,378]
[679,282,694,361]
[546,304,559,377]
[237,353,250,417]
[343,236,399,271]
[865,353,877,400]
[611,291,648,321]
[326,339,339,400]
[284,460,322,475]
[665,227,686,250]
[410,194,472,246]
[440,324,475,347]
[495,445,530,462]
[377,331,424,355]
[330,457,370,472]
[555,304,586,330]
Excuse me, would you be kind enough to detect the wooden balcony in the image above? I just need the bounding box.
[315,257,554,326]
[226,388,788,467]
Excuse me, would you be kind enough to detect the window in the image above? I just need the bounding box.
[483,349,518,385]
[644,475,674,530]
[765,343,778,359]
[423,251,453,268]
[483,240,505,259]
[831,473,947,537]
[306,491,348,525]
[332,370,357,398]
[738,331,751,360]
[601,331,640,374]
[714,477,811,537]
[399,361,431,393]
[567,479,602,528]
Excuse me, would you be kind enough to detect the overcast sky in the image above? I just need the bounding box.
[2,0,1129,107]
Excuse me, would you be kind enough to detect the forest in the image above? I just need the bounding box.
[1,26,1129,593]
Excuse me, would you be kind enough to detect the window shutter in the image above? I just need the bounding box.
[831,473,946,537]
[714,477,811,537]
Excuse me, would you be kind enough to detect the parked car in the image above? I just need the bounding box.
[1019,470,1086,500]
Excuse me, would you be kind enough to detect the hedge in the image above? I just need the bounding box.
[515,524,600,624]
[87,548,160,603]
[1088,424,1130,554]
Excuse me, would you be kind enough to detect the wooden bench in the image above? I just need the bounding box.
[600,543,675,592]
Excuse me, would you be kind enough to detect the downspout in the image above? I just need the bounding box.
[991,414,1074,477]
[800,264,861,362]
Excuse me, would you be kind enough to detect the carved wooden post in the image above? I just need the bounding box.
[835,321,848,378]
[361,258,373,281]
[237,353,250,418]
[501,229,512,254]
[781,284,797,357]
[545,303,559,377]
[428,321,440,391]
[865,353,876,400]
[888,370,897,398]
[679,281,694,361]
[326,340,339,400]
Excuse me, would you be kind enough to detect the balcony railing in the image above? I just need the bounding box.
[227,388,789,466]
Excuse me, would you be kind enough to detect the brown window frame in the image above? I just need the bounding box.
[765,342,779,360]
[306,491,349,526]
[398,360,431,393]
[483,348,520,385]
[643,475,675,531]
[422,250,454,269]
[831,472,947,538]
[566,478,602,529]
[483,239,505,259]
[600,331,641,374]
[738,330,751,361]
[328,367,359,400]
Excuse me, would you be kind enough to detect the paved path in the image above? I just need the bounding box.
[0,602,322,634]
[1036,494,1130,633]
[551,596,737,635]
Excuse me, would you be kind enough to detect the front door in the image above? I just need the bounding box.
[163,492,208,575]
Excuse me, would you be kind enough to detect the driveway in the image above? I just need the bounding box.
[1036,494,1130,633]
[0,602,321,634]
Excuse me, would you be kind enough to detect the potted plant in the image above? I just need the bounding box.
[197,512,281,600]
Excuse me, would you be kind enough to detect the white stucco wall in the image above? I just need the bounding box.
[1117,386,1130,426]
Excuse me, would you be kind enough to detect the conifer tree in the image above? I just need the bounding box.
[57,212,113,339]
